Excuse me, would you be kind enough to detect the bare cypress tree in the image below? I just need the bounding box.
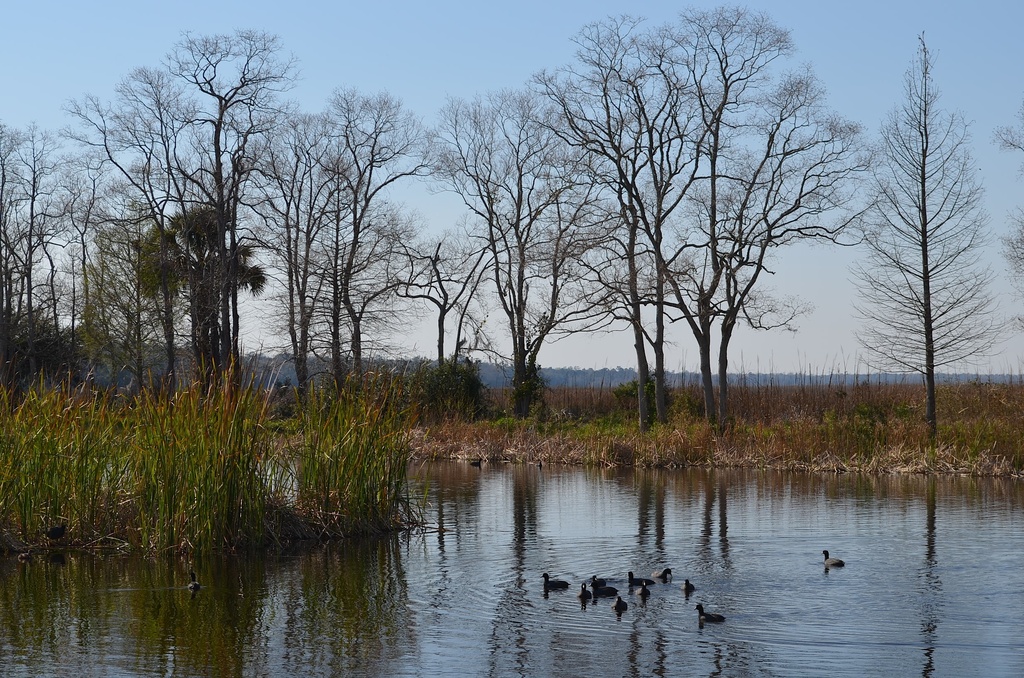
[853,37,999,437]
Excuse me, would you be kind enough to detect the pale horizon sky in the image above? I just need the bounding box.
[4,1,1024,374]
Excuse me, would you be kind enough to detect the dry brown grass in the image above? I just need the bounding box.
[412,378,1024,476]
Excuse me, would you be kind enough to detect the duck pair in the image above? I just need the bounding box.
[693,549,846,626]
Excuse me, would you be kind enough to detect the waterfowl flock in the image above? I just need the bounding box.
[544,549,846,621]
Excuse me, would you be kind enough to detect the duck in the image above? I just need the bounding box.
[188,570,201,592]
[652,567,672,582]
[45,524,67,541]
[590,575,607,588]
[628,571,655,587]
[542,572,569,590]
[577,583,592,600]
[17,550,32,563]
[469,458,482,467]
[822,550,845,568]
[590,582,619,597]
[682,579,696,594]
[613,596,628,613]
[695,603,725,623]
[637,581,651,599]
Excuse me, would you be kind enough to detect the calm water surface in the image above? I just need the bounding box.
[2,464,1023,677]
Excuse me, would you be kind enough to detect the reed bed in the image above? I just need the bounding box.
[0,378,415,555]
[291,377,416,538]
[416,378,1024,476]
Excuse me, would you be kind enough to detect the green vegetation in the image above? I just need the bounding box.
[4,369,1022,556]
[0,377,415,555]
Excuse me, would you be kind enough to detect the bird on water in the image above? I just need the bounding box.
[188,570,201,592]
[45,524,66,541]
[695,603,725,623]
[652,567,672,582]
[577,583,592,601]
[542,572,569,590]
[682,579,696,594]
[613,596,628,614]
[822,550,845,568]
[628,571,655,587]
[637,581,651,599]
[590,582,619,598]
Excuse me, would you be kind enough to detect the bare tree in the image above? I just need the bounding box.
[250,112,332,395]
[669,8,867,426]
[537,17,700,428]
[66,67,193,389]
[12,125,65,379]
[853,37,998,437]
[317,88,426,384]
[397,230,487,364]
[56,152,107,365]
[167,30,295,383]
[431,89,599,417]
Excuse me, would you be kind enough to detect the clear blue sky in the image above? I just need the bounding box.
[4,1,1024,374]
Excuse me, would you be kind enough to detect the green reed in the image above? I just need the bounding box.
[293,375,415,536]
[0,386,118,543]
[0,376,417,554]
[128,383,274,552]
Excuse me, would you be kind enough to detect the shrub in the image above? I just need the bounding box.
[408,358,487,423]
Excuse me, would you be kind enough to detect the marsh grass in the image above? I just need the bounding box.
[0,377,415,554]
[418,377,1024,475]
[291,375,415,537]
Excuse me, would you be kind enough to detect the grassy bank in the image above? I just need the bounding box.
[411,378,1024,476]
[4,373,1021,555]
[0,377,415,554]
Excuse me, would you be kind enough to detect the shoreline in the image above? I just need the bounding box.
[409,425,1024,477]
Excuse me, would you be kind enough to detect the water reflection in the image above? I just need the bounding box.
[920,477,940,678]
[2,466,1024,676]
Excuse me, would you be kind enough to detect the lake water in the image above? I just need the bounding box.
[2,463,1023,676]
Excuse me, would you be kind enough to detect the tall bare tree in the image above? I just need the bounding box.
[432,89,599,417]
[168,30,295,382]
[251,112,333,395]
[669,7,866,426]
[538,17,700,428]
[66,67,193,389]
[318,88,426,383]
[853,37,998,437]
[0,122,30,386]
[12,125,65,379]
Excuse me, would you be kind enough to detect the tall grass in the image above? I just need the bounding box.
[0,377,416,554]
[293,375,415,536]
[128,383,273,552]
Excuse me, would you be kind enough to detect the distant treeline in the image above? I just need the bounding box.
[240,353,1017,391]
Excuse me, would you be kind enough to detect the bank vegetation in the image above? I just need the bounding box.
[413,373,1024,477]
